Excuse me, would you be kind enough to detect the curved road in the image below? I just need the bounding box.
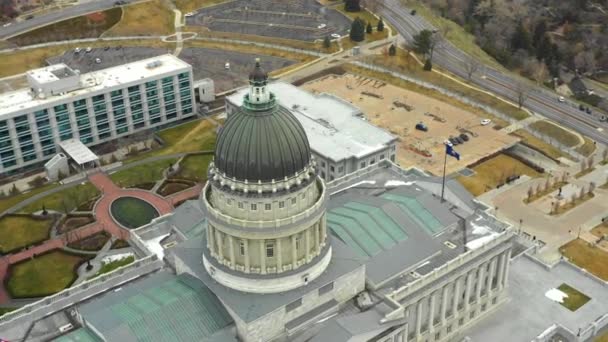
[380,0,608,145]
[0,0,138,40]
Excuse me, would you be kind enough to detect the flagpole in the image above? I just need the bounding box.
[441,145,448,202]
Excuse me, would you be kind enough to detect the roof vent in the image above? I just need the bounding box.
[409,271,421,279]
[146,60,163,69]
[444,241,457,249]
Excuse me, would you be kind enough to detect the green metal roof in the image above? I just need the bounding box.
[79,272,233,342]
[327,201,409,258]
[54,328,101,342]
[380,193,443,234]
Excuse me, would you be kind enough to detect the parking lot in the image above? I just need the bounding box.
[47,46,295,92]
[302,74,520,176]
[186,0,351,41]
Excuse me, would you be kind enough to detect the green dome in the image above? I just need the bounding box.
[214,104,312,182]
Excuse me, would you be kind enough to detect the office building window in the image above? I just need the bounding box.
[238,202,243,209]
[265,203,271,210]
[239,241,245,255]
[291,198,296,205]
[251,203,257,211]
[265,241,274,257]
[279,201,284,209]
[286,298,302,312]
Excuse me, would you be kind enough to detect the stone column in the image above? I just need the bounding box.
[260,239,266,274]
[215,230,224,260]
[497,251,507,290]
[244,239,250,272]
[403,306,410,341]
[207,225,214,251]
[228,235,235,267]
[440,285,449,324]
[277,237,283,272]
[486,257,496,296]
[415,300,423,338]
[452,277,461,315]
[503,249,512,287]
[428,291,437,331]
[305,228,311,261]
[292,235,297,268]
[314,223,320,254]
[464,272,473,310]
[475,264,485,302]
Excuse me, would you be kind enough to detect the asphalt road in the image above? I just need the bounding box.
[379,0,608,146]
[0,0,134,40]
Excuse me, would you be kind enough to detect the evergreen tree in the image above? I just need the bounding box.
[350,17,365,42]
[511,22,532,52]
[9,183,19,196]
[388,44,397,56]
[423,59,433,71]
[532,20,547,47]
[366,22,373,34]
[377,19,384,32]
[344,0,361,12]
[323,35,331,49]
[413,29,434,57]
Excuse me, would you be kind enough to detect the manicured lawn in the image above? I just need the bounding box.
[158,181,194,196]
[363,52,529,122]
[456,154,541,197]
[176,154,213,181]
[557,283,591,311]
[7,250,89,298]
[110,158,177,188]
[9,8,122,46]
[560,239,608,281]
[0,183,58,214]
[0,215,53,253]
[334,5,391,49]
[104,0,174,36]
[591,222,608,239]
[19,183,99,214]
[403,0,506,71]
[510,129,565,161]
[597,330,608,342]
[111,239,130,249]
[175,0,228,14]
[575,137,597,157]
[529,121,581,148]
[90,255,135,280]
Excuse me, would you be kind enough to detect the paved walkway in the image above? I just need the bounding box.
[0,170,202,305]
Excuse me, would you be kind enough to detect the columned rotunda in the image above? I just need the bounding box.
[201,59,331,293]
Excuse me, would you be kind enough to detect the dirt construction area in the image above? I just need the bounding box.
[187,0,351,41]
[302,74,520,176]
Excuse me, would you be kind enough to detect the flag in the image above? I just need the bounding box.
[446,144,460,160]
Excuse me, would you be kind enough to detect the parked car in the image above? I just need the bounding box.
[410,9,417,15]
[185,12,195,17]
[579,104,585,111]
[95,58,102,64]
[114,0,126,5]
[104,46,110,51]
[460,133,470,142]
[415,122,428,132]
[85,47,92,53]
[2,22,11,28]
[330,33,341,39]
[74,47,81,53]
[25,15,34,20]
[481,119,492,126]
[317,24,326,29]
[558,96,565,102]
[586,107,592,114]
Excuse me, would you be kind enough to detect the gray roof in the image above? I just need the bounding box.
[78,271,233,341]
[227,82,397,162]
[215,96,312,182]
[54,328,101,342]
[171,236,364,323]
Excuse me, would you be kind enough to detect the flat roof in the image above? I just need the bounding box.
[0,54,190,118]
[27,64,77,84]
[227,82,397,162]
[59,139,99,165]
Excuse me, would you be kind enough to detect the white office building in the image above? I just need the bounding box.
[226,82,398,181]
[0,54,196,175]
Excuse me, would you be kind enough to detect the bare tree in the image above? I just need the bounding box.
[515,83,529,109]
[463,56,480,81]
[603,148,608,163]
[587,156,594,170]
[527,186,534,200]
[579,186,586,200]
[570,193,577,204]
[533,61,549,86]
[589,182,596,194]
[581,160,587,172]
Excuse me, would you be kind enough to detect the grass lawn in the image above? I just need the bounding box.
[557,283,591,311]
[175,0,228,15]
[0,183,58,214]
[551,193,595,215]
[0,40,173,78]
[89,255,135,280]
[7,250,89,298]
[402,0,505,71]
[510,129,565,161]
[366,51,529,122]
[111,239,130,249]
[597,331,608,342]
[110,158,177,188]
[560,238,608,281]
[524,181,567,204]
[334,5,391,49]
[126,119,217,163]
[19,183,99,214]
[529,121,581,148]
[0,215,53,253]
[575,137,597,157]
[104,0,174,36]
[591,222,608,239]
[9,8,122,46]
[176,154,213,181]
[456,154,541,197]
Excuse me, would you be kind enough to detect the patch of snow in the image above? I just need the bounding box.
[101,252,134,264]
[470,221,491,235]
[144,233,170,260]
[385,180,415,187]
[331,180,376,195]
[545,288,568,303]
[465,233,499,250]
